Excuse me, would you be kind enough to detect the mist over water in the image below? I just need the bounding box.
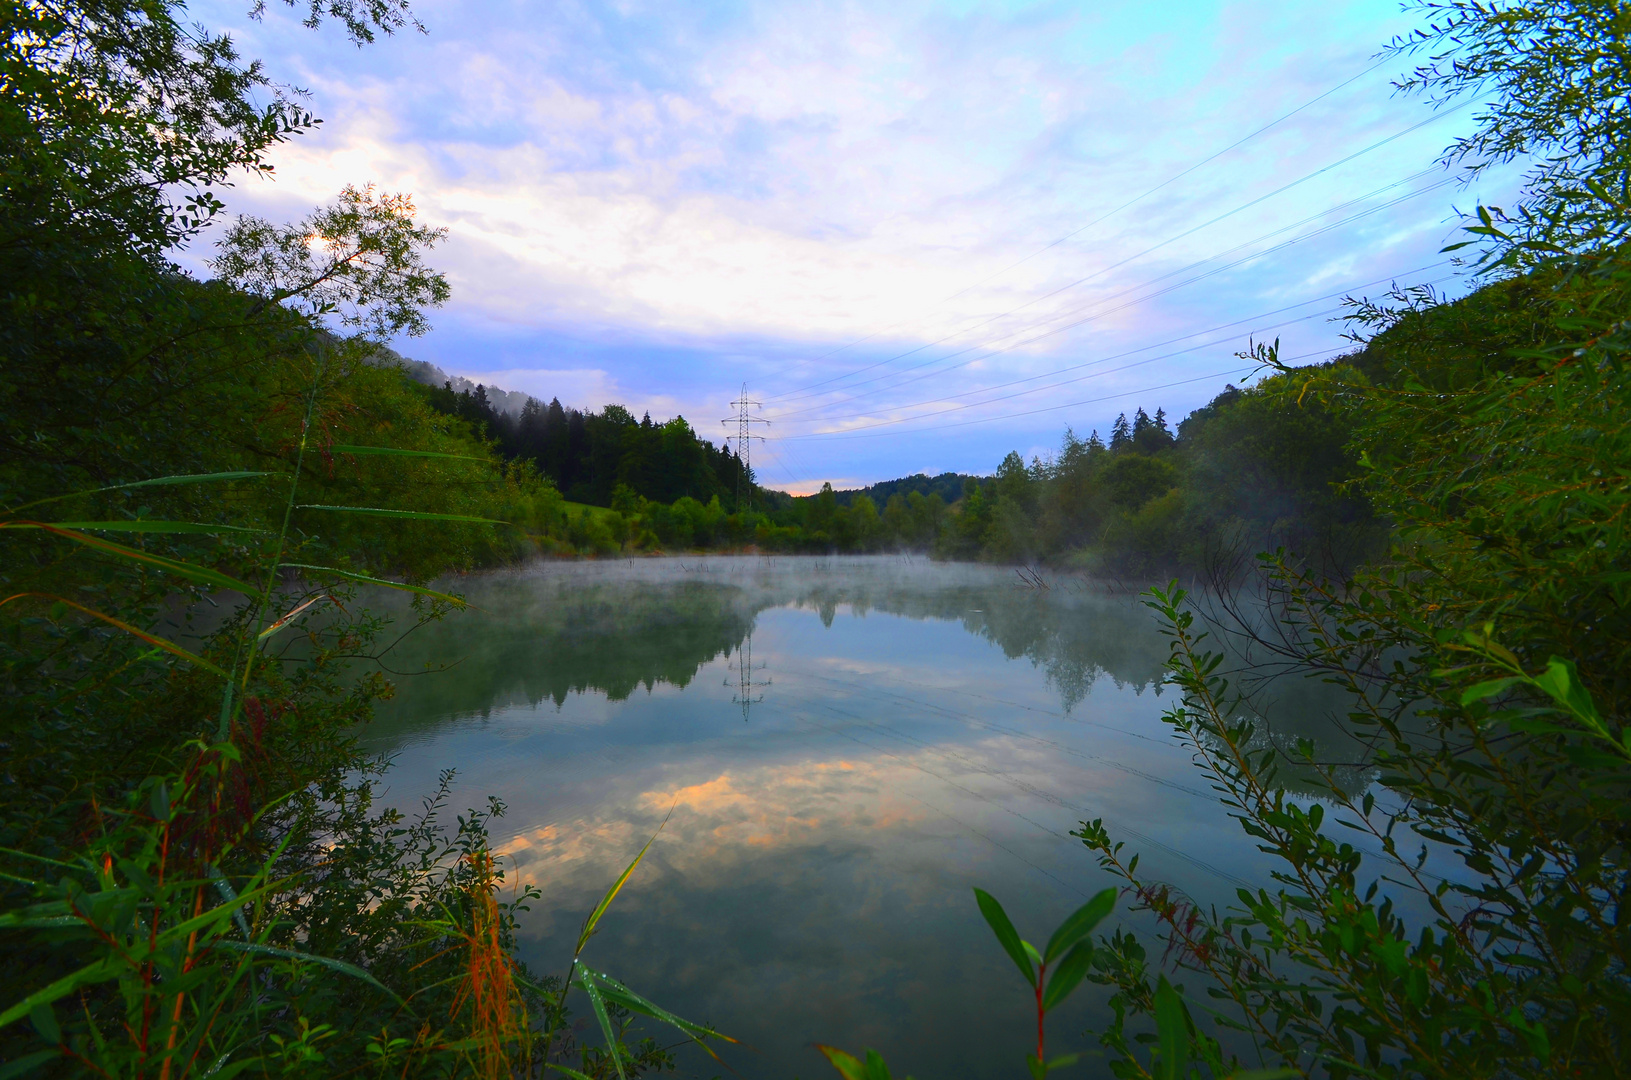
[361,556,1350,1078]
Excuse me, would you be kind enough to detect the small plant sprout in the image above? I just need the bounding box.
[815,887,1117,1080]
[974,886,1117,1079]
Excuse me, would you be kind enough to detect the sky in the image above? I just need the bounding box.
[187,0,1517,493]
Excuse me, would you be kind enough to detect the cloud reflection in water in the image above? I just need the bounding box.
[361,557,1330,1078]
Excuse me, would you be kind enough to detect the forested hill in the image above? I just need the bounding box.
[413,377,764,509]
[832,471,977,508]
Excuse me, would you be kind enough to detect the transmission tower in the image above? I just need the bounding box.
[720,384,770,514]
[725,626,772,722]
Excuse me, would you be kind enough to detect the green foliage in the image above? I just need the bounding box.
[1387,0,1631,260]
[2,343,722,1075]
[420,385,754,511]
[1066,204,1631,1080]
[971,887,1116,1078]
[1,0,718,1073]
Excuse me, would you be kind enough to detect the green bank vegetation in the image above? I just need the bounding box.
[3,0,1629,1078]
[1,0,721,1075]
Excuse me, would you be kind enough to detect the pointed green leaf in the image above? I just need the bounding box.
[1153,976,1190,1080]
[214,942,406,1007]
[6,523,255,592]
[296,505,508,524]
[1045,887,1117,962]
[0,959,118,1029]
[974,888,1035,987]
[0,1050,63,1079]
[576,969,627,1080]
[575,807,674,958]
[1535,657,1605,727]
[1041,941,1096,1011]
[1459,677,1524,706]
[0,594,226,676]
[11,521,269,536]
[28,1003,59,1044]
[584,968,736,1047]
[333,444,491,462]
[280,565,466,607]
[816,1046,868,1080]
[863,1048,892,1080]
[6,472,279,514]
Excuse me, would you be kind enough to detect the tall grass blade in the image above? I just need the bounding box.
[583,966,736,1059]
[215,942,407,1007]
[5,522,255,592]
[333,444,490,461]
[280,565,467,606]
[0,1050,62,1078]
[576,969,628,1080]
[256,595,337,639]
[296,505,509,524]
[8,521,270,535]
[0,959,118,1029]
[574,804,676,959]
[0,594,226,676]
[5,471,279,514]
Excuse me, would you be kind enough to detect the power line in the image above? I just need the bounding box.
[767,178,1455,422]
[934,60,1398,304]
[774,259,1455,427]
[775,343,1349,443]
[769,56,1396,397]
[769,100,1472,406]
[781,305,1341,427]
[766,259,1458,446]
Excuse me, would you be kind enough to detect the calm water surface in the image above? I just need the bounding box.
[362,556,1333,1079]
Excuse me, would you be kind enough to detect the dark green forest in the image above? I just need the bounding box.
[419,381,754,510]
[3,0,1629,1077]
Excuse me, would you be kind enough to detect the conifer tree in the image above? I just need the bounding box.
[1110,413,1132,450]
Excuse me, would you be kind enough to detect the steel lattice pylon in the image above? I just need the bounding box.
[720,384,769,514]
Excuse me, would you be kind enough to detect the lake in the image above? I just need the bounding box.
[362,555,1334,1079]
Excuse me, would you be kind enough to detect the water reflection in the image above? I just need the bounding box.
[360,557,1340,1080]
[726,626,771,721]
[369,556,1170,731]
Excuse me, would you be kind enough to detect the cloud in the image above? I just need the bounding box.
[194,0,1514,481]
